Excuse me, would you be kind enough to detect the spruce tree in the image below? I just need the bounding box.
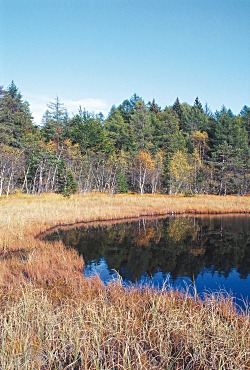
[62,169,78,197]
[172,97,182,119]
[0,81,34,148]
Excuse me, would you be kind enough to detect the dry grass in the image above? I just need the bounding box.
[0,193,249,369]
[0,283,249,369]
[0,193,249,249]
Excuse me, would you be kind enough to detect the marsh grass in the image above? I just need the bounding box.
[0,283,249,369]
[0,193,249,249]
[0,193,249,369]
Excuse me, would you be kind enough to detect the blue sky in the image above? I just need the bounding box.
[1,0,249,124]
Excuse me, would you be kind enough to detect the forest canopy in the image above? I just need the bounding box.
[0,81,249,196]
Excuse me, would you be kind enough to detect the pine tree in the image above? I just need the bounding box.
[130,100,153,152]
[148,99,161,115]
[240,105,250,144]
[194,97,203,112]
[104,108,130,151]
[0,81,34,148]
[172,97,182,119]
[41,97,67,144]
[62,169,78,197]
[117,172,128,193]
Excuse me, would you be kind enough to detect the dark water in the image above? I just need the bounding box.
[45,215,250,305]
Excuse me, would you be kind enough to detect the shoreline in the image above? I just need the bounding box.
[37,211,250,239]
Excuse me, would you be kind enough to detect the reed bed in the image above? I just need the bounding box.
[0,193,249,249]
[0,193,249,369]
[0,283,249,369]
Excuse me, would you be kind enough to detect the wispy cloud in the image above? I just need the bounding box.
[23,93,109,125]
[23,94,48,124]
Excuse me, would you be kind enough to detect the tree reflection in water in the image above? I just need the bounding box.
[45,215,250,299]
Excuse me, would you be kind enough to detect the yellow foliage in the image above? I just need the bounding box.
[193,148,202,168]
[46,140,58,154]
[136,150,155,171]
[135,227,155,246]
[170,150,193,181]
[191,131,209,158]
[168,217,200,242]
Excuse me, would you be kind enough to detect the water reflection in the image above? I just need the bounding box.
[45,215,250,301]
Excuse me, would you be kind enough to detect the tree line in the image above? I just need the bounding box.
[0,81,249,196]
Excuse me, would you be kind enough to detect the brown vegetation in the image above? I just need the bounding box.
[0,193,249,369]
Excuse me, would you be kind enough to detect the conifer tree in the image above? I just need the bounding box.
[148,99,161,115]
[0,81,34,148]
[172,97,182,119]
[41,97,67,144]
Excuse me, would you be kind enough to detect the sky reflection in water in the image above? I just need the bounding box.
[45,215,250,305]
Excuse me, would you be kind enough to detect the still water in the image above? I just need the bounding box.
[45,215,250,303]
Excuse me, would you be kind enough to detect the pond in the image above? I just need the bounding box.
[45,215,250,306]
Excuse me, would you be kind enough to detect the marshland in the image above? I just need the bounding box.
[2,0,250,366]
[0,193,250,369]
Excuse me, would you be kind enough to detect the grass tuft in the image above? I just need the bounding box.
[0,284,249,369]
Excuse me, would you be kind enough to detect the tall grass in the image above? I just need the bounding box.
[0,284,249,369]
[0,193,249,249]
[0,193,249,369]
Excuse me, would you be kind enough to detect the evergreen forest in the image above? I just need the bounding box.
[0,81,249,197]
